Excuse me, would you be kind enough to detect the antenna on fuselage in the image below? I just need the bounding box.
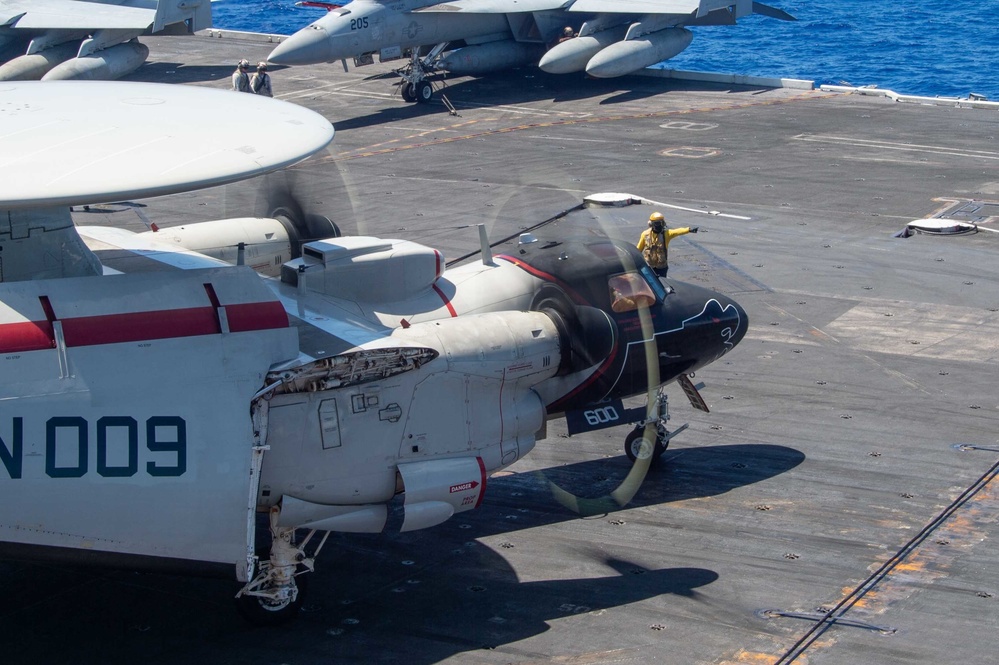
[478,223,495,266]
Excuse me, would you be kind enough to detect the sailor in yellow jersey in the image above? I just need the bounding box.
[637,212,697,277]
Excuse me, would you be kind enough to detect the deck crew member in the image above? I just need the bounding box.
[232,59,251,92]
[251,62,273,97]
[637,211,697,277]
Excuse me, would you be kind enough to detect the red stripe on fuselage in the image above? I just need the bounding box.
[494,255,589,305]
[0,321,55,353]
[0,302,288,352]
[60,307,222,346]
[225,301,290,332]
[432,284,458,317]
[475,457,487,509]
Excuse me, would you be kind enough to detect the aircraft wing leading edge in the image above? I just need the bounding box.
[413,0,572,13]
[0,0,155,31]
[411,0,792,17]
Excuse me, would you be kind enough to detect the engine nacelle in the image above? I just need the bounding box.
[256,309,564,523]
[140,217,305,277]
[439,40,545,75]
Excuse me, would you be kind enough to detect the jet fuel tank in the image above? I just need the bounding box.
[0,42,79,81]
[42,40,149,81]
[439,40,545,75]
[585,27,693,79]
[538,25,629,75]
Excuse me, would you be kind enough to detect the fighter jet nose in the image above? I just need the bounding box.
[268,26,332,66]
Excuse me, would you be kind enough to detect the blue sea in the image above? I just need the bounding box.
[212,0,999,101]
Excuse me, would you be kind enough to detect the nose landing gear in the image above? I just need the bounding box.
[623,387,689,462]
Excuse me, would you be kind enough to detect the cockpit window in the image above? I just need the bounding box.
[639,265,668,301]
[608,272,658,313]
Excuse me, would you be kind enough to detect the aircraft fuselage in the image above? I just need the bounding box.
[269,0,512,66]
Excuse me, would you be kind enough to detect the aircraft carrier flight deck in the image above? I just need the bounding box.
[3,31,999,665]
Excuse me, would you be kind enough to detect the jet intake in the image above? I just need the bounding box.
[585,27,693,79]
[440,40,545,75]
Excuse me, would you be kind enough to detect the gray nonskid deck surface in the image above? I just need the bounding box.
[3,32,998,664]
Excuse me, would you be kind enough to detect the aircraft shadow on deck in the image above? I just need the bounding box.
[126,62,235,85]
[0,444,799,664]
[333,68,775,131]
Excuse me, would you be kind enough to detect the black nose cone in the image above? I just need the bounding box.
[656,282,748,380]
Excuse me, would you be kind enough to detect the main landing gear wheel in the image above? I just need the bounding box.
[624,426,667,463]
[236,506,329,626]
[235,570,308,626]
[415,80,433,104]
[401,82,416,103]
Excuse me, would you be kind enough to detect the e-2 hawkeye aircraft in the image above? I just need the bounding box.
[0,81,746,623]
[268,0,794,103]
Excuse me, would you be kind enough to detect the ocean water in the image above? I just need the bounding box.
[211,0,999,100]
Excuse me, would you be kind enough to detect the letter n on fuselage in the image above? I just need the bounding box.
[1,417,22,479]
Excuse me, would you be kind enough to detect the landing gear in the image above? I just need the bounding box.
[624,426,666,462]
[400,80,432,104]
[623,388,689,463]
[236,565,308,626]
[396,43,448,104]
[236,505,330,626]
[415,80,434,104]
[400,82,416,103]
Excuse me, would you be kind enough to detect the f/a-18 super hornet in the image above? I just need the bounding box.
[0,0,211,81]
[0,80,746,624]
[268,0,793,103]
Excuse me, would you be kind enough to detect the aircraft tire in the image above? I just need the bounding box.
[401,82,417,103]
[624,426,666,463]
[415,80,433,103]
[235,574,308,626]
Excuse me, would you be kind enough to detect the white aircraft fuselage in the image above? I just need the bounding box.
[269,0,514,66]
